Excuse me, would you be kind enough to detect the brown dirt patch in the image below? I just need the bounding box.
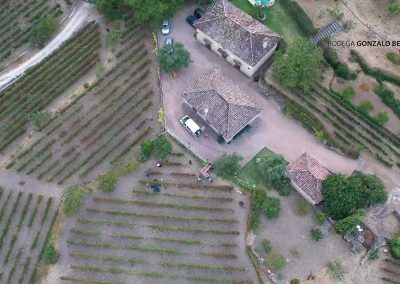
[359,82,371,92]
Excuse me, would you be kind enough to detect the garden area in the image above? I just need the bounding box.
[5,21,161,186]
[0,187,59,283]
[52,137,258,283]
[0,0,65,67]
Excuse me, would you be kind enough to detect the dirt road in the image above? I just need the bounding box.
[0,1,93,92]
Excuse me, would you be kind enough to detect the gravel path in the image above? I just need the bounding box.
[0,1,93,92]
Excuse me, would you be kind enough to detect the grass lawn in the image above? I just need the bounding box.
[239,147,272,192]
[231,0,305,45]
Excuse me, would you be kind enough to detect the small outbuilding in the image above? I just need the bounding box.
[194,0,281,78]
[285,152,331,205]
[182,67,262,142]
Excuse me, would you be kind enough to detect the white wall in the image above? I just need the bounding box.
[196,30,277,78]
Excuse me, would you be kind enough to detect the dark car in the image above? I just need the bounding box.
[194,8,205,19]
[186,15,197,27]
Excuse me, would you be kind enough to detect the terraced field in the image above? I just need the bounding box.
[0,187,59,283]
[6,25,158,185]
[58,150,255,284]
[0,0,64,63]
[0,22,100,152]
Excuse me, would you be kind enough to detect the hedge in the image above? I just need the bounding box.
[351,49,400,87]
[281,0,318,36]
[374,83,400,120]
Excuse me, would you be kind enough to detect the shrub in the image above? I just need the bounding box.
[391,236,400,259]
[290,279,300,284]
[335,209,365,235]
[388,3,400,15]
[43,242,58,264]
[140,140,153,162]
[341,87,356,101]
[29,111,52,130]
[152,136,172,160]
[63,186,91,217]
[215,154,243,179]
[357,101,374,113]
[263,250,287,270]
[311,228,323,241]
[97,173,118,193]
[262,239,272,254]
[315,212,326,224]
[375,111,389,126]
[387,52,400,65]
[106,24,122,45]
[249,188,267,232]
[261,196,281,219]
[327,261,345,281]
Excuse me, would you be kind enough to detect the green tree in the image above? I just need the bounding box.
[63,186,91,217]
[96,0,125,20]
[159,42,191,73]
[290,280,300,284]
[311,228,323,241]
[264,250,286,270]
[256,152,288,187]
[335,209,365,235]
[272,39,323,92]
[97,173,118,193]
[30,16,58,48]
[357,101,374,113]
[214,154,243,179]
[152,136,172,160]
[261,196,281,219]
[391,236,400,259]
[322,172,387,219]
[124,0,183,25]
[262,239,272,253]
[43,242,58,264]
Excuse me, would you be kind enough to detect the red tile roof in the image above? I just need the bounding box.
[285,152,331,204]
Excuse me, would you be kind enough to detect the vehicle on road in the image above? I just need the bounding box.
[194,8,205,19]
[239,201,246,208]
[180,115,201,137]
[186,15,197,27]
[165,36,174,53]
[162,19,170,35]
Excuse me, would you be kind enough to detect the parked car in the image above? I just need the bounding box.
[186,15,197,27]
[180,115,201,137]
[165,36,174,53]
[161,19,170,35]
[194,8,205,19]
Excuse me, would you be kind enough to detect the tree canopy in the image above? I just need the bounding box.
[214,154,243,179]
[158,43,191,73]
[96,0,184,25]
[272,39,323,92]
[30,16,58,48]
[322,172,387,219]
[256,152,287,186]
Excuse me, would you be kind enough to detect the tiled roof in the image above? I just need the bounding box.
[195,0,280,67]
[182,67,262,141]
[286,152,331,204]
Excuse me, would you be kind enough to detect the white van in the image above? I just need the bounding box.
[180,115,201,137]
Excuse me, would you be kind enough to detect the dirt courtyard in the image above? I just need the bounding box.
[298,0,400,75]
